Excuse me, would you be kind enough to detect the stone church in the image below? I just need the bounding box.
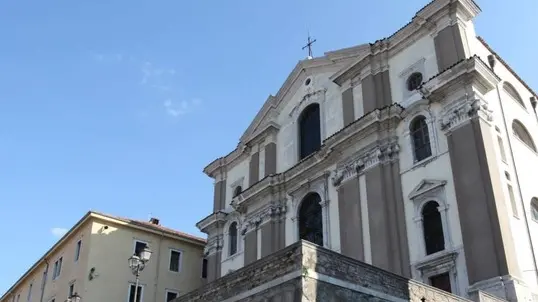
[175,0,538,301]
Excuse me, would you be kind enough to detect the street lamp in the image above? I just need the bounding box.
[65,293,81,302]
[128,246,152,302]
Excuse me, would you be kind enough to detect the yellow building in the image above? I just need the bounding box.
[0,211,207,302]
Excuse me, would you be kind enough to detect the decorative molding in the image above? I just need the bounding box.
[242,203,287,234]
[439,96,493,133]
[414,249,458,278]
[332,139,400,187]
[288,88,327,119]
[204,234,224,256]
[408,179,447,200]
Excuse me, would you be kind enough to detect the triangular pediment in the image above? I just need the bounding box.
[239,44,371,144]
[408,179,447,200]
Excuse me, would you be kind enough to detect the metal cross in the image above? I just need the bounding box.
[302,34,317,58]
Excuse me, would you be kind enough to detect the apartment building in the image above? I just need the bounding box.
[0,211,207,302]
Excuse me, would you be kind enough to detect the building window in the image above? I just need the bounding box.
[503,82,526,108]
[50,299,55,302]
[201,258,208,279]
[497,136,507,162]
[68,283,75,297]
[27,284,32,302]
[52,257,63,280]
[74,240,82,262]
[298,193,323,246]
[512,120,537,152]
[410,116,432,162]
[128,284,143,302]
[531,198,538,222]
[165,290,179,302]
[228,222,238,256]
[422,201,445,255]
[507,185,519,218]
[298,103,321,160]
[406,72,423,91]
[133,240,148,257]
[429,272,452,293]
[169,249,182,273]
[233,186,242,197]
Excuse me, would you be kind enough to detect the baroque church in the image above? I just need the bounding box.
[175,0,538,301]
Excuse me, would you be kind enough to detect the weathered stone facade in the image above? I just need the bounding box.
[174,241,506,302]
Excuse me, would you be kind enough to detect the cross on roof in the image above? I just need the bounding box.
[302,34,317,58]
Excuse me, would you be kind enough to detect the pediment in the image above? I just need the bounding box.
[239,45,371,144]
[408,179,447,200]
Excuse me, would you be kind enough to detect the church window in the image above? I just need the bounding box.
[531,198,538,222]
[512,120,536,152]
[229,222,238,256]
[422,201,445,255]
[298,103,321,160]
[406,72,423,91]
[410,116,432,162]
[298,193,323,246]
[503,82,526,108]
[233,186,242,198]
[305,78,311,86]
[429,272,452,293]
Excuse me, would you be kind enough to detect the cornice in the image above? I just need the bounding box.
[196,211,227,234]
[241,202,287,234]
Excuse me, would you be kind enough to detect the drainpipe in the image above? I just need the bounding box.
[152,231,164,302]
[39,259,49,302]
[488,54,538,285]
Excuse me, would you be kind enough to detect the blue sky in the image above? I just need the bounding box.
[0,0,536,295]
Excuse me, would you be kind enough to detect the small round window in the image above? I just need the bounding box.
[305,78,311,86]
[406,72,423,91]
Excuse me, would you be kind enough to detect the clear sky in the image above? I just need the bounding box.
[1,0,536,295]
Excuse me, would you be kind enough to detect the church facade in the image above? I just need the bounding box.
[188,0,538,301]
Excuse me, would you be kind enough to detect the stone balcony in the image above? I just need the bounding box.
[173,240,506,302]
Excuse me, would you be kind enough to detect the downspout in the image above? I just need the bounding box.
[488,54,538,285]
[39,259,49,302]
[152,231,164,302]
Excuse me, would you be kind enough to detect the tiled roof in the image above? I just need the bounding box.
[477,36,537,97]
[92,211,207,244]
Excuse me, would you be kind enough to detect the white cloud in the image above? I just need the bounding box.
[164,98,201,118]
[51,227,68,238]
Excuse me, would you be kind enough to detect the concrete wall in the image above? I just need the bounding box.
[83,218,204,302]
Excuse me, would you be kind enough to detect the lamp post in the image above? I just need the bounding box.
[128,246,152,302]
[65,293,81,302]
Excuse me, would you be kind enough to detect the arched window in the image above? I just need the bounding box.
[422,201,445,255]
[512,120,537,152]
[503,82,526,108]
[299,103,321,160]
[531,198,538,222]
[233,186,242,198]
[407,72,423,91]
[410,116,432,162]
[298,193,323,246]
[228,222,238,256]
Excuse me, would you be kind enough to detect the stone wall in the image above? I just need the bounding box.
[173,241,508,302]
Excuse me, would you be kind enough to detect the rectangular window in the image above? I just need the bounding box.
[201,258,208,279]
[133,241,148,257]
[498,136,507,162]
[165,290,179,302]
[128,284,143,302]
[69,283,75,297]
[169,250,181,272]
[429,272,452,293]
[27,284,32,302]
[53,257,63,279]
[74,240,82,262]
[507,185,519,218]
